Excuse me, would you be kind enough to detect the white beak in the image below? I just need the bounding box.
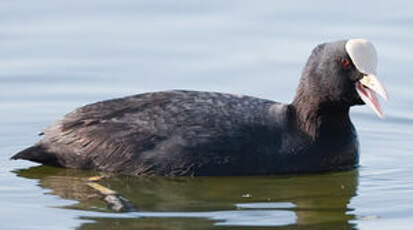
[346,39,389,118]
[355,73,389,118]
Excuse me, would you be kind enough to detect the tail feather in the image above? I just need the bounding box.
[11,145,61,167]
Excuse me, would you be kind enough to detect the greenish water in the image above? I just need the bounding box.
[15,166,358,229]
[1,0,413,229]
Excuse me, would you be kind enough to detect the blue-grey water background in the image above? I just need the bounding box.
[1,1,412,229]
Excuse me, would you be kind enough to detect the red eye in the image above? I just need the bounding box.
[341,58,350,69]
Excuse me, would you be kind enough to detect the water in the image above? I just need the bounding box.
[1,0,412,229]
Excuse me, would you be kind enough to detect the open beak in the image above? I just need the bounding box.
[355,74,389,118]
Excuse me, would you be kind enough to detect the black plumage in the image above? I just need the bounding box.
[12,40,366,176]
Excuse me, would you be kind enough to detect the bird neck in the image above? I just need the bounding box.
[291,93,352,140]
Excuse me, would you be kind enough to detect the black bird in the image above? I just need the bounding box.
[11,39,388,176]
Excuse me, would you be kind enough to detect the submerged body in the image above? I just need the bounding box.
[12,39,387,176]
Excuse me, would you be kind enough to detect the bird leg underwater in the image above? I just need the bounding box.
[86,175,138,212]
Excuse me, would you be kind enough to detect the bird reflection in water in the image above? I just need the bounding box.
[15,166,358,229]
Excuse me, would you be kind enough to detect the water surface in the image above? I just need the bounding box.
[1,1,413,229]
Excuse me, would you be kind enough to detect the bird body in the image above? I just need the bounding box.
[12,39,387,176]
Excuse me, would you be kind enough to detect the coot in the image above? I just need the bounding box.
[12,39,388,176]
